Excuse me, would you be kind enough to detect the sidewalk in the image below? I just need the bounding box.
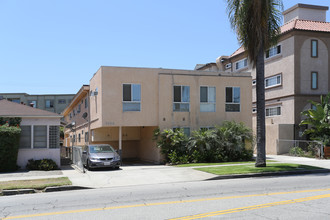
[1,155,329,190]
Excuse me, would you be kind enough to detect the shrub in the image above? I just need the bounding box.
[154,121,254,164]
[153,128,188,163]
[0,123,21,172]
[26,159,58,171]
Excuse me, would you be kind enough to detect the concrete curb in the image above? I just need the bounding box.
[1,185,92,196]
[205,169,330,181]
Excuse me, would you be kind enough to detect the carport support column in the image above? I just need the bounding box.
[119,126,122,163]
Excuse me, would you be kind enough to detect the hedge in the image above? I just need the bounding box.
[0,122,21,172]
[0,117,22,126]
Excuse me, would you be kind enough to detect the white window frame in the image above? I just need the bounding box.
[123,83,141,112]
[173,85,190,112]
[266,106,281,117]
[225,87,240,112]
[235,58,247,70]
[265,74,281,88]
[200,86,216,112]
[266,45,281,59]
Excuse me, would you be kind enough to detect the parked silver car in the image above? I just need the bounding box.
[82,144,121,170]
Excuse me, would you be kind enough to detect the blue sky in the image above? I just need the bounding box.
[1,0,329,94]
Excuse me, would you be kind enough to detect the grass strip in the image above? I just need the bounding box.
[195,163,324,175]
[176,160,277,167]
[0,177,72,190]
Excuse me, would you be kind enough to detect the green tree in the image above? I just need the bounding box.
[300,93,330,145]
[226,0,283,167]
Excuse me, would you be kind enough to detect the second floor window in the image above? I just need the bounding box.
[265,74,281,88]
[200,86,216,112]
[311,40,318,58]
[266,45,281,58]
[123,84,141,111]
[235,58,247,70]
[85,98,88,108]
[173,85,190,112]
[225,87,240,112]
[45,100,54,108]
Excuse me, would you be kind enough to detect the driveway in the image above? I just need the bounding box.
[61,164,217,188]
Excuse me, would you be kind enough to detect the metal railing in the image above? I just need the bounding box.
[72,146,84,171]
[277,139,323,158]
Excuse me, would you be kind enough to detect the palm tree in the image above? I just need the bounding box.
[300,93,330,145]
[226,0,283,167]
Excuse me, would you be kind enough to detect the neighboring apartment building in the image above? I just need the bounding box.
[63,66,252,163]
[196,3,330,154]
[0,93,75,114]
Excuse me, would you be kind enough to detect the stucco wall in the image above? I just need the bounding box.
[138,126,160,163]
[299,37,329,94]
[158,72,252,130]
[17,149,61,168]
[17,117,61,168]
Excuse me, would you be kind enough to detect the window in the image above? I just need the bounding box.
[77,104,81,113]
[85,98,88,108]
[49,126,59,148]
[173,85,190,112]
[69,113,72,119]
[225,87,240,112]
[311,104,317,111]
[200,127,215,131]
[78,134,81,142]
[311,40,318,58]
[265,74,281,88]
[266,106,281,117]
[200,86,216,112]
[10,99,20,104]
[311,72,318,90]
[19,126,31,148]
[28,100,37,108]
[34,126,47,148]
[235,58,247,70]
[45,100,54,108]
[266,45,281,58]
[123,84,141,111]
[58,99,66,104]
[173,127,190,136]
[85,132,89,142]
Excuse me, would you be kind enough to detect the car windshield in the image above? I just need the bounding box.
[89,145,114,153]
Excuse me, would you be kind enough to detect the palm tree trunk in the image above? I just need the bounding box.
[255,42,266,167]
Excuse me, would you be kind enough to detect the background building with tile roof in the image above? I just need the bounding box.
[196,3,330,155]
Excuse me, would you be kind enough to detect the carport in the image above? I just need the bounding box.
[90,126,161,164]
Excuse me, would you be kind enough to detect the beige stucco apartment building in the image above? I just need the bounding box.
[63,66,252,163]
[0,93,74,114]
[196,4,330,154]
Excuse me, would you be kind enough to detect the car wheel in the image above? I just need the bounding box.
[86,160,91,170]
[114,166,120,170]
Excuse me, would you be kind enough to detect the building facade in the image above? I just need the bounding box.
[196,3,330,154]
[63,66,252,163]
[0,93,75,114]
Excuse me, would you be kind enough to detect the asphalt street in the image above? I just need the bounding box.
[1,172,330,219]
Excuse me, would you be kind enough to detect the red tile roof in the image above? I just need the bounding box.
[0,99,61,117]
[229,19,330,58]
